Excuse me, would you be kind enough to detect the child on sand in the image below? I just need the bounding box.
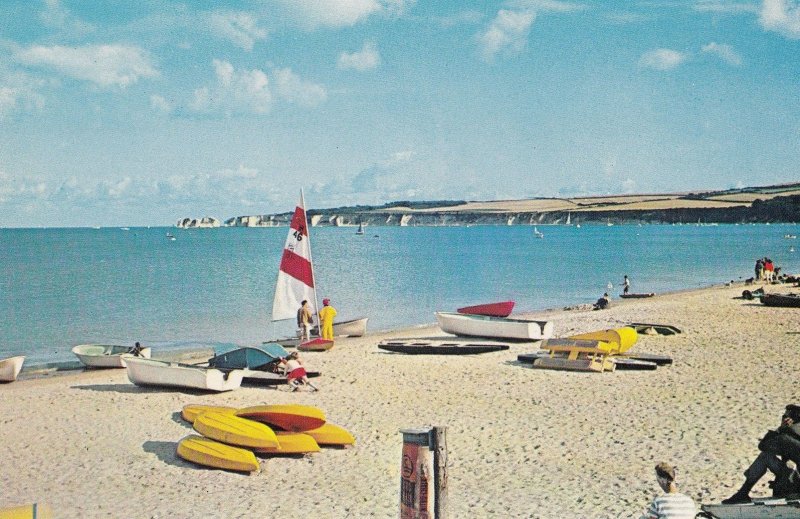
[280,351,318,392]
[640,462,696,519]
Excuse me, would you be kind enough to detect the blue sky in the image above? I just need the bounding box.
[1,1,799,227]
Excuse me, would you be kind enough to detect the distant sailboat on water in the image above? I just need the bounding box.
[356,221,365,235]
[533,226,544,238]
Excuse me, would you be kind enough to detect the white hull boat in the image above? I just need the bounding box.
[125,357,244,392]
[0,356,25,382]
[312,317,369,338]
[435,312,554,340]
[72,344,152,368]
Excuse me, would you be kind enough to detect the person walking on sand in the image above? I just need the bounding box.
[279,351,317,392]
[296,300,314,341]
[623,275,631,295]
[722,404,800,504]
[639,462,696,519]
[318,298,337,340]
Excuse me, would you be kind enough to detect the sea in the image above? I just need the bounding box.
[1,223,797,366]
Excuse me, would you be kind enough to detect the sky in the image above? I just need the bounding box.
[1,0,800,227]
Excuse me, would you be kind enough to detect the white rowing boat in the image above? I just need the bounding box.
[72,344,152,368]
[0,356,25,382]
[435,312,554,340]
[125,357,244,392]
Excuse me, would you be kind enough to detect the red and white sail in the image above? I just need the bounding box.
[272,192,317,321]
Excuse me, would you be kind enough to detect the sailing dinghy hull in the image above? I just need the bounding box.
[72,344,152,368]
[435,312,553,340]
[0,356,25,382]
[125,358,244,392]
[456,301,515,318]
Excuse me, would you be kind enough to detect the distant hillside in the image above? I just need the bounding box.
[224,183,800,227]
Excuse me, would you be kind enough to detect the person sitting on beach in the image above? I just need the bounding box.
[279,352,318,392]
[593,293,610,310]
[722,404,800,504]
[639,462,696,519]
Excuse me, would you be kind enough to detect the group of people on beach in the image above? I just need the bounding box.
[296,298,337,341]
[755,257,777,283]
[640,404,800,518]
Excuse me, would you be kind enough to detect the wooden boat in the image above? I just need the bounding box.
[253,432,321,455]
[761,293,800,308]
[533,340,616,373]
[193,411,278,449]
[628,322,682,335]
[0,356,25,382]
[312,317,369,337]
[207,345,288,371]
[378,339,510,355]
[619,292,655,298]
[518,350,671,367]
[298,338,334,352]
[457,301,515,318]
[176,435,259,473]
[237,404,326,432]
[71,344,151,368]
[701,497,800,518]
[125,357,244,392]
[435,312,554,340]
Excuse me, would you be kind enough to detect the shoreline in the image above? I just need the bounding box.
[3,281,800,518]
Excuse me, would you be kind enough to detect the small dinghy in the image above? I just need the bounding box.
[701,497,800,518]
[619,292,655,299]
[125,357,244,392]
[435,312,553,340]
[628,323,682,335]
[72,344,151,368]
[298,338,334,352]
[378,339,509,355]
[761,293,800,308]
[0,355,25,382]
[456,301,515,318]
[207,345,288,371]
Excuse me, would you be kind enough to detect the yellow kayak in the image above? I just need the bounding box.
[193,411,278,449]
[254,432,321,455]
[304,423,356,446]
[177,434,259,472]
[236,404,326,432]
[567,327,638,354]
[181,404,238,424]
[0,504,52,519]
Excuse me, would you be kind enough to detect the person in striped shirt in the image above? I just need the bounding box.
[639,462,697,519]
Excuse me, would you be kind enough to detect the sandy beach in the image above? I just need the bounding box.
[3,282,800,518]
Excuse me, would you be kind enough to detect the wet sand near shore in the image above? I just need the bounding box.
[2,282,799,518]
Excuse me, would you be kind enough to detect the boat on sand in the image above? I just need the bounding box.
[311,317,369,338]
[125,357,244,392]
[177,434,259,473]
[619,293,655,299]
[378,339,510,355]
[436,312,553,340]
[72,344,152,368]
[761,293,800,308]
[0,356,25,382]
[456,301,515,318]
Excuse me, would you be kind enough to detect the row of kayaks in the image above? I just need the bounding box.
[176,404,355,472]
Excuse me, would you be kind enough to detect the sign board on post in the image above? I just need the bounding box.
[400,427,447,519]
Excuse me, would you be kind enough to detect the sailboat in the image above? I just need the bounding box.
[533,226,544,238]
[272,191,369,341]
[356,221,365,235]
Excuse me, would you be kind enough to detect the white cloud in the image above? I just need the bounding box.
[190,59,272,114]
[478,9,536,62]
[269,0,414,29]
[15,44,158,88]
[208,11,268,51]
[507,0,586,12]
[760,0,800,39]
[638,48,688,70]
[701,42,743,66]
[0,71,46,119]
[337,41,381,71]
[272,68,328,107]
[692,1,759,14]
[150,94,172,113]
[39,0,94,34]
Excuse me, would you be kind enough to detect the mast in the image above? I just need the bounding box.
[301,189,321,323]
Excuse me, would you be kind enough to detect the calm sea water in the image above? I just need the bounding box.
[1,223,797,365]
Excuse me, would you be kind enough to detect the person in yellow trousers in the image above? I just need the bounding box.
[318,298,337,340]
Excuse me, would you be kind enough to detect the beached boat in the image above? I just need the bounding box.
[206,345,288,371]
[457,301,515,318]
[761,293,800,308]
[518,350,671,366]
[619,292,655,299]
[378,339,510,355]
[701,497,800,518]
[312,317,369,337]
[0,355,25,382]
[628,322,682,335]
[298,338,334,352]
[435,312,553,340]
[177,435,259,473]
[125,357,244,392]
[71,344,152,368]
